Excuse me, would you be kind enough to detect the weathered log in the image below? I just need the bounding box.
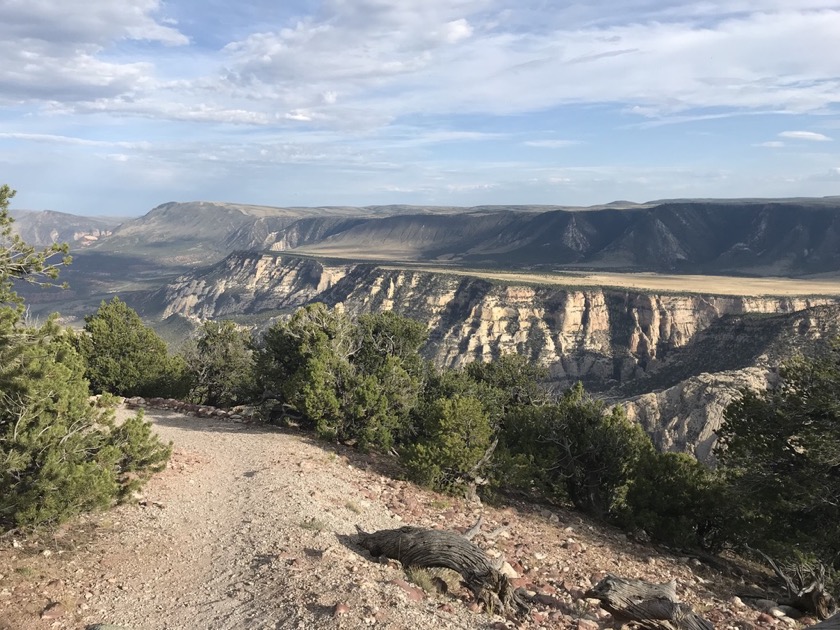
[355,525,530,617]
[811,612,840,629]
[750,547,838,620]
[586,574,713,630]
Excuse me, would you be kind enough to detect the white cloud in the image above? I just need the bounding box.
[0,0,186,103]
[779,130,833,142]
[194,4,840,129]
[0,0,187,46]
[440,19,473,44]
[755,141,786,148]
[285,110,314,122]
[0,132,151,149]
[523,140,580,148]
[7,1,840,129]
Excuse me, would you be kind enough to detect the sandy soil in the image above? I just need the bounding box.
[0,406,807,630]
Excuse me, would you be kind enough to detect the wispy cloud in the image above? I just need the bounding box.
[0,132,150,149]
[4,0,840,212]
[779,130,833,142]
[523,140,580,148]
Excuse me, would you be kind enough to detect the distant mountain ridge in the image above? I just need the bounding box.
[15,197,840,276]
[9,209,122,248]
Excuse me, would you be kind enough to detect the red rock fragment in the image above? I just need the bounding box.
[390,578,425,602]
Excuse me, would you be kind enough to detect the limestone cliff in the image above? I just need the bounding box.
[148,253,840,458]
[155,254,350,321]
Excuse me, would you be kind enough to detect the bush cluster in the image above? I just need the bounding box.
[253,301,840,577]
[0,185,171,530]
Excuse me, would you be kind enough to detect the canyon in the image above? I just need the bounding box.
[13,199,840,461]
[140,251,840,461]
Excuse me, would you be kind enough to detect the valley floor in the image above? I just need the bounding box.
[0,408,794,629]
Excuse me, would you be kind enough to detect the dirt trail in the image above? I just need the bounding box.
[0,407,783,630]
[0,408,481,629]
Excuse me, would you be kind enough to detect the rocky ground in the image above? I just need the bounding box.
[0,403,821,630]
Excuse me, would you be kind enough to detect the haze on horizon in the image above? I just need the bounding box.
[1,0,840,216]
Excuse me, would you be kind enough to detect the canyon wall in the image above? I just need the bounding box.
[150,253,840,459]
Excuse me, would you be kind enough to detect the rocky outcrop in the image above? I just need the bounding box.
[622,367,772,461]
[148,253,840,458]
[156,254,351,321]
[154,253,834,384]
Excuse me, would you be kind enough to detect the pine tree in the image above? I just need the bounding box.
[0,185,170,529]
[80,297,183,397]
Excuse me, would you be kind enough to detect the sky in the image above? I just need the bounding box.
[1,0,840,216]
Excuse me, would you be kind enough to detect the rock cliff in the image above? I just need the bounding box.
[147,253,840,459]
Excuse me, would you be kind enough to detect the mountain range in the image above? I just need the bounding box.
[11,197,840,460]
[15,197,840,275]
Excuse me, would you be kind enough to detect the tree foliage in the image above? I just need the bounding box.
[0,184,70,319]
[0,185,170,530]
[256,304,425,449]
[402,395,493,490]
[80,297,186,398]
[182,320,255,407]
[500,383,653,519]
[618,451,730,551]
[716,343,840,566]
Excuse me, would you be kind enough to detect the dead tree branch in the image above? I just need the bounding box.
[586,574,713,630]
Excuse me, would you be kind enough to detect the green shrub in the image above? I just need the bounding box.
[499,383,654,519]
[0,184,171,530]
[716,342,840,566]
[181,320,256,407]
[256,305,424,450]
[617,451,730,551]
[0,323,171,529]
[80,297,184,398]
[401,395,493,490]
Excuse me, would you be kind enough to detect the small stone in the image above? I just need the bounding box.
[390,578,425,602]
[532,611,548,623]
[757,612,775,624]
[499,561,519,579]
[577,620,599,630]
[334,602,351,616]
[42,549,53,557]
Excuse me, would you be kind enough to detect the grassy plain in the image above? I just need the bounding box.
[376,264,840,297]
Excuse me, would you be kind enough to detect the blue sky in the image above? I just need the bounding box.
[1,0,840,216]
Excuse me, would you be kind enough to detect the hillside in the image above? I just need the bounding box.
[9,209,122,248]
[50,197,840,276]
[0,404,783,630]
[298,201,840,275]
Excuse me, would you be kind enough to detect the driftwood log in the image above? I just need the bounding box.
[586,574,713,630]
[750,549,838,620]
[355,525,530,617]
